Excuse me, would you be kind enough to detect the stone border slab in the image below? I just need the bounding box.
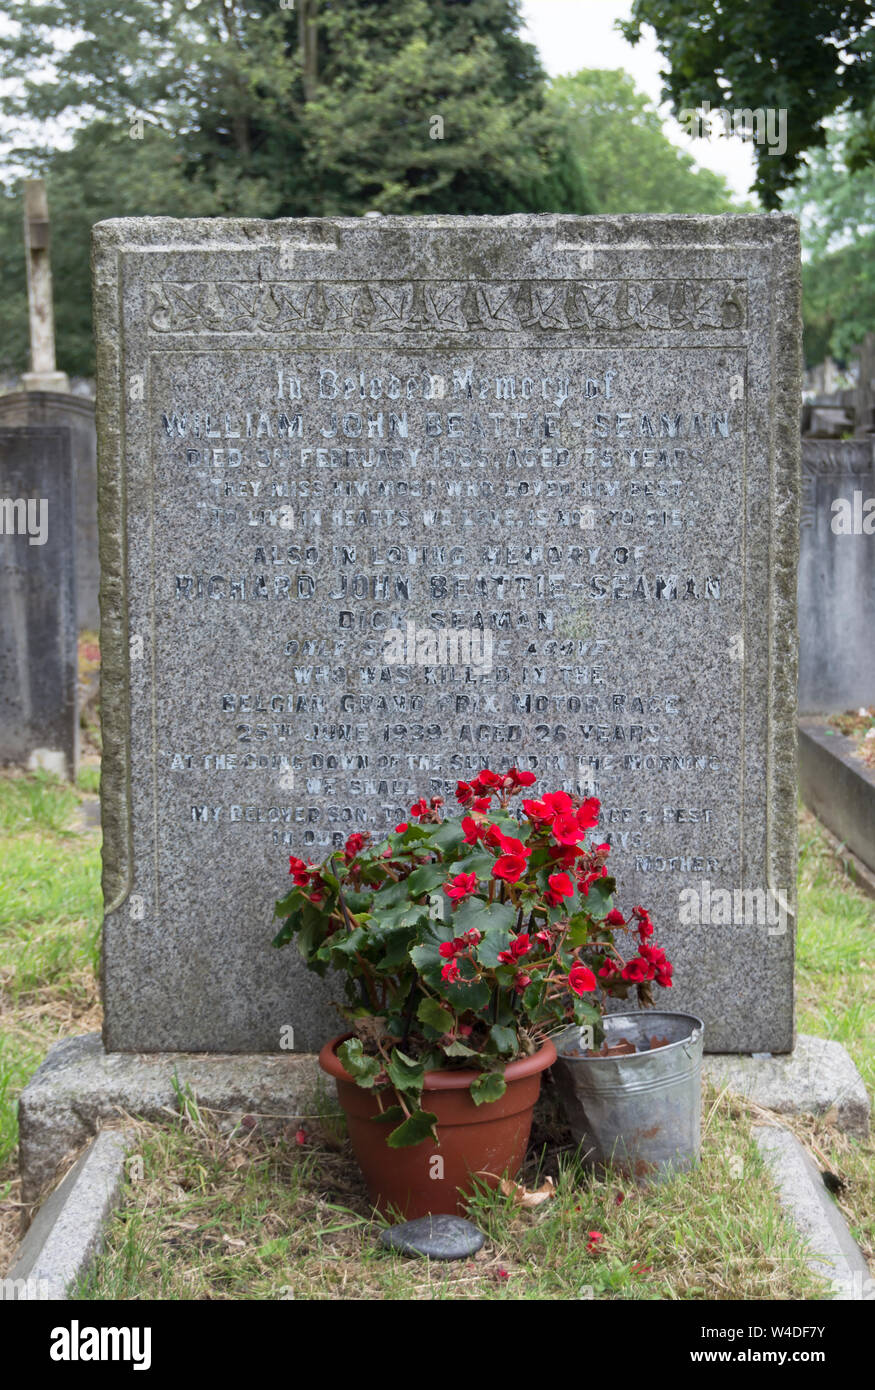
[18,1031,323,1204]
[799,718,875,877]
[4,1130,129,1299]
[754,1126,874,1300]
[703,1034,870,1138]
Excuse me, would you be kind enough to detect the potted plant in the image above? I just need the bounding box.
[272,767,674,1218]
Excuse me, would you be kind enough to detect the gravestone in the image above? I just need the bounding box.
[92,214,801,1055]
[853,332,875,438]
[798,438,875,713]
[0,392,98,630]
[0,425,78,778]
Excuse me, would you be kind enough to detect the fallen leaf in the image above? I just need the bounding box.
[499,1174,555,1208]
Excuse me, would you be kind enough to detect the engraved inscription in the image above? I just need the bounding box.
[147,280,747,335]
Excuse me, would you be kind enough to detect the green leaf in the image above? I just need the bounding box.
[565,912,595,949]
[409,923,454,974]
[386,1109,440,1148]
[417,996,455,1034]
[271,911,301,949]
[442,977,491,1013]
[373,926,419,971]
[409,923,491,1013]
[386,1048,426,1096]
[393,823,432,842]
[470,1072,508,1106]
[430,821,465,853]
[451,895,492,933]
[342,889,373,913]
[371,901,429,932]
[296,902,332,959]
[326,926,369,958]
[454,849,494,879]
[489,1024,518,1055]
[442,1038,478,1057]
[372,878,410,910]
[370,1104,405,1125]
[337,1038,383,1089]
[585,875,616,910]
[472,902,518,967]
[405,863,446,897]
[274,887,305,918]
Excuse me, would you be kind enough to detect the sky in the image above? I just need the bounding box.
[520,0,758,201]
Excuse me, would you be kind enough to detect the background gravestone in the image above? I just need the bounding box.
[0,425,78,779]
[0,392,99,631]
[93,214,800,1055]
[798,438,875,714]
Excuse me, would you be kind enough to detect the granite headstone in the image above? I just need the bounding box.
[92,214,801,1054]
[0,392,99,630]
[0,425,78,778]
[798,437,875,714]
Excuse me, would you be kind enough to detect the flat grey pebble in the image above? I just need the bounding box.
[379,1214,485,1260]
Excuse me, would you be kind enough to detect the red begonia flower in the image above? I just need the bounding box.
[569,963,597,995]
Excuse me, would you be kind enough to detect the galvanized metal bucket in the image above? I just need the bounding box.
[552,1011,704,1181]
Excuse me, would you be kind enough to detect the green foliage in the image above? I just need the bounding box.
[469,1070,507,1105]
[274,774,671,1146]
[782,115,875,364]
[622,0,875,208]
[548,69,744,214]
[0,0,592,372]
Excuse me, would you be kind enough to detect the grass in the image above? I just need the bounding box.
[0,769,102,1270]
[795,805,875,1262]
[75,1084,827,1301]
[0,773,872,1298]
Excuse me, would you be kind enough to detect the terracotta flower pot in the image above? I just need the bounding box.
[319,1032,557,1220]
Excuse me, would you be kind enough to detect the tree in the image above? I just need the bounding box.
[621,0,875,207]
[781,117,875,364]
[0,0,592,216]
[0,0,594,371]
[548,69,743,214]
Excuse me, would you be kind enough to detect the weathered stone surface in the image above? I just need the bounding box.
[0,392,99,630]
[6,1130,129,1298]
[798,438,875,713]
[92,214,800,1054]
[17,1032,322,1203]
[798,718,875,878]
[754,1126,874,1300]
[703,1034,870,1138]
[0,424,78,778]
[380,1214,485,1259]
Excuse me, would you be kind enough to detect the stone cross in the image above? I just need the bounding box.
[22,180,70,393]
